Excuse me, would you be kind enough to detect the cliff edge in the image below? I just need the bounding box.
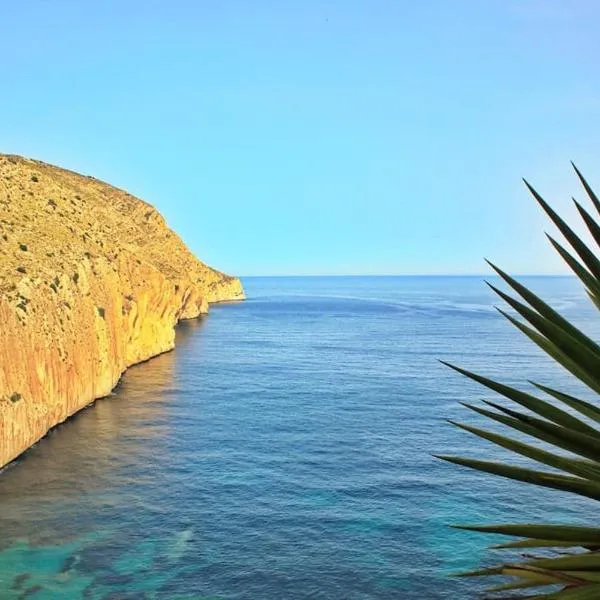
[0,154,244,468]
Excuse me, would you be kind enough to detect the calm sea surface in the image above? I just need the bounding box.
[0,276,598,599]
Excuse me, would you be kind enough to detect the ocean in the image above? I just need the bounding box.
[0,275,597,599]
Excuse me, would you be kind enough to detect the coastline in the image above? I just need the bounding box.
[0,295,245,473]
[0,154,245,469]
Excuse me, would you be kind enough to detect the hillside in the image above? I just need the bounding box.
[0,154,244,468]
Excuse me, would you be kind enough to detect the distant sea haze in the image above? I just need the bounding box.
[0,276,595,599]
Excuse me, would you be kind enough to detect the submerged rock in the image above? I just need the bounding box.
[0,154,244,468]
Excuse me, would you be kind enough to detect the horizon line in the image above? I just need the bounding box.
[236,273,576,278]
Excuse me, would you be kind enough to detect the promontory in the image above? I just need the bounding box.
[0,154,244,468]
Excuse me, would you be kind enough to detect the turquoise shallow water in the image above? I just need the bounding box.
[0,276,598,599]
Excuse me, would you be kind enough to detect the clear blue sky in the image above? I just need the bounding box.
[1,1,599,276]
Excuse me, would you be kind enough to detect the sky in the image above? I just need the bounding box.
[1,1,600,276]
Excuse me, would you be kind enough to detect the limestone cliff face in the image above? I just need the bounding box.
[0,154,244,468]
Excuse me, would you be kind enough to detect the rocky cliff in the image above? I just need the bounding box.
[0,154,244,468]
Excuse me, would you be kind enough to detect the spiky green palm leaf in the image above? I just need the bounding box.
[441,165,600,598]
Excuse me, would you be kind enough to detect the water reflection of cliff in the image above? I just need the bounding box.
[0,318,206,527]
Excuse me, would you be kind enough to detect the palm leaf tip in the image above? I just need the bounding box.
[572,162,600,216]
[451,524,600,541]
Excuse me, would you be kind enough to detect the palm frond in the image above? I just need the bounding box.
[442,165,600,597]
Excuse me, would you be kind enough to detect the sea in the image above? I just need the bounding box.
[0,275,598,600]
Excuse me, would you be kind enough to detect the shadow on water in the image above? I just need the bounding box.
[0,317,207,544]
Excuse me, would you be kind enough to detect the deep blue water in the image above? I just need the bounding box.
[0,276,598,599]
